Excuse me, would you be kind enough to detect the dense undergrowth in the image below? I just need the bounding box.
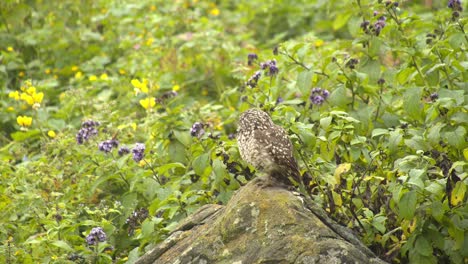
[0,0,467,263]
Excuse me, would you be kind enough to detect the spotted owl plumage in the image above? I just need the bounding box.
[237,108,301,186]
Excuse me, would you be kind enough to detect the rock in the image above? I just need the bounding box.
[136,176,388,264]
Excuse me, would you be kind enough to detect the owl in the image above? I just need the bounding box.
[237,108,301,186]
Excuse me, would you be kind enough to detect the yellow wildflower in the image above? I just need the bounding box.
[210,8,220,16]
[139,97,156,109]
[314,39,324,48]
[7,47,14,52]
[45,69,51,74]
[150,5,156,11]
[48,130,56,138]
[100,73,109,80]
[17,116,32,127]
[146,38,154,46]
[18,71,25,77]
[33,92,43,103]
[71,66,79,72]
[20,93,34,105]
[89,75,98,81]
[172,85,180,92]
[131,123,137,131]
[131,79,149,94]
[119,69,126,75]
[7,107,14,112]
[9,91,20,100]
[26,86,36,95]
[75,71,83,79]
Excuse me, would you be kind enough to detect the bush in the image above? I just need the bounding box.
[0,0,466,263]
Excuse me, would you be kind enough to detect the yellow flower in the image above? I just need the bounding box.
[45,69,51,74]
[20,93,34,105]
[7,46,14,52]
[9,91,20,100]
[172,85,180,92]
[210,8,220,16]
[71,66,79,72]
[131,123,137,131]
[48,130,56,138]
[75,71,83,79]
[7,106,14,112]
[17,116,32,127]
[131,79,149,94]
[33,92,43,103]
[100,73,109,80]
[139,97,156,109]
[119,69,126,75]
[26,86,36,95]
[314,39,324,48]
[18,71,25,77]
[146,38,154,46]
[89,75,98,81]
[150,5,156,11]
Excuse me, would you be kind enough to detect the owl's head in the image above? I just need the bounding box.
[238,108,274,131]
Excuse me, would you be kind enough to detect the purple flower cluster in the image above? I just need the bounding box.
[360,15,386,36]
[448,0,463,19]
[190,122,205,138]
[260,59,279,76]
[247,53,258,66]
[430,92,439,102]
[373,16,387,36]
[132,143,145,162]
[246,71,262,88]
[309,88,330,105]
[118,146,130,156]
[346,58,359,69]
[86,227,107,246]
[98,139,119,153]
[76,120,100,144]
[448,0,463,11]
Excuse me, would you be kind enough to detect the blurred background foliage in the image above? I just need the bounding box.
[0,0,467,263]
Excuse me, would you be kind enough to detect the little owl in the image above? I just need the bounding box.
[237,108,301,186]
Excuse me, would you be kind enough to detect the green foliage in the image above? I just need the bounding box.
[1,0,467,263]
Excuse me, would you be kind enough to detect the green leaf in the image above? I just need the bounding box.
[399,190,417,219]
[51,240,73,252]
[333,12,352,31]
[11,129,41,141]
[444,126,467,149]
[415,236,432,256]
[297,70,313,94]
[371,128,388,138]
[427,123,445,145]
[450,181,466,207]
[192,153,210,176]
[431,200,444,222]
[173,130,192,146]
[320,116,333,130]
[403,87,423,123]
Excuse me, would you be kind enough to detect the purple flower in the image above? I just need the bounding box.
[132,143,145,162]
[430,93,439,101]
[374,16,386,36]
[276,97,284,104]
[76,120,100,144]
[118,146,130,156]
[448,0,463,11]
[247,53,258,66]
[309,88,330,105]
[86,227,107,246]
[190,122,205,138]
[98,139,119,153]
[247,71,262,88]
[260,60,279,76]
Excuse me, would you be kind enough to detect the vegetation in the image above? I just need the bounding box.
[0,0,467,263]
